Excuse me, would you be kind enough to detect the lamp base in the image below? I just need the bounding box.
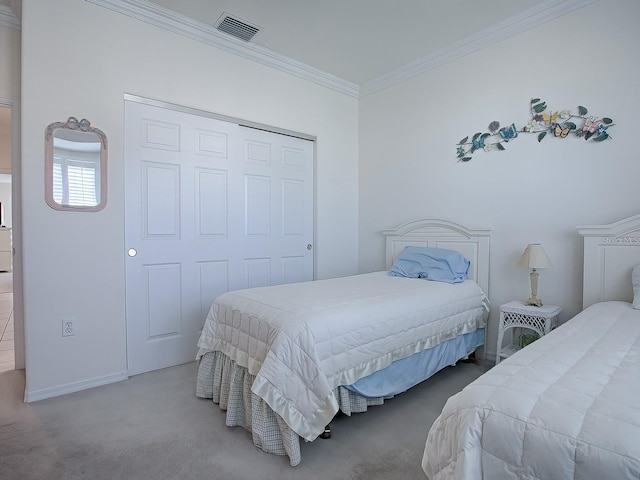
[524,296,543,307]
[526,270,543,307]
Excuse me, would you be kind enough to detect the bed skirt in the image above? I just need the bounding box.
[196,350,388,466]
[196,327,484,466]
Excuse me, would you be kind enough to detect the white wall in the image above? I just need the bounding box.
[20,0,639,399]
[0,24,20,101]
[358,0,640,359]
[0,107,11,173]
[21,0,358,400]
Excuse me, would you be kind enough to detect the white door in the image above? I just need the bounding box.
[124,100,314,375]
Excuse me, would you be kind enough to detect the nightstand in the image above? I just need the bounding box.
[496,300,561,364]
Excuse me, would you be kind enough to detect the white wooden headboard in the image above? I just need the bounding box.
[577,213,640,309]
[382,219,491,296]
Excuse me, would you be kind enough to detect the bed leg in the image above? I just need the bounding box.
[460,351,477,364]
[320,425,331,439]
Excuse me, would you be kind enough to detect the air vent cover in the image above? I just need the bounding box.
[214,13,260,42]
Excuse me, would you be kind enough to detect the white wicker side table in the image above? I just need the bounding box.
[496,300,562,364]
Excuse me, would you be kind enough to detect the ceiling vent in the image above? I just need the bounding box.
[214,12,260,42]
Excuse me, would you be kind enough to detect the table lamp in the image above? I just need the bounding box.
[518,243,552,307]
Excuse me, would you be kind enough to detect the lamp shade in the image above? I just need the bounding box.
[518,243,552,269]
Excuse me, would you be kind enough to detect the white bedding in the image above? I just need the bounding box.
[422,301,640,480]
[197,271,486,441]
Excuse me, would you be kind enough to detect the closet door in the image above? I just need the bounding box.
[124,100,314,375]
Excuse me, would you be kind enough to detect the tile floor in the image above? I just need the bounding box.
[0,271,14,373]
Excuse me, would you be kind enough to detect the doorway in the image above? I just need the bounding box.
[0,104,14,373]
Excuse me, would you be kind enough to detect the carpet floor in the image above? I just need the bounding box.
[0,359,489,480]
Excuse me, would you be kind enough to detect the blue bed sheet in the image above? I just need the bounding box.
[344,329,484,398]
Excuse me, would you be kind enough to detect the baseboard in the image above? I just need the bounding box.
[484,348,497,364]
[24,371,128,403]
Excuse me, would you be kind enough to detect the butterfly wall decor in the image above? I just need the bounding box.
[499,123,518,142]
[554,124,570,138]
[456,98,615,162]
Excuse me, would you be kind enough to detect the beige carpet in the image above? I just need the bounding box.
[0,359,489,480]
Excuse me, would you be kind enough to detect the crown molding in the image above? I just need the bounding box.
[0,95,18,107]
[85,0,360,98]
[360,0,599,97]
[0,5,20,30]
[87,0,598,99]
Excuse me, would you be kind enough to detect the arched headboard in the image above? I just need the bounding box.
[382,219,491,297]
[578,213,640,309]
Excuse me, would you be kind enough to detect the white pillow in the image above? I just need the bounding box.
[633,265,640,309]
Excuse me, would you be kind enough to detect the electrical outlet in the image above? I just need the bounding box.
[62,318,75,337]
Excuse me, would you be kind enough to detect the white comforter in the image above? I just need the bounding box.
[197,271,485,441]
[422,301,640,480]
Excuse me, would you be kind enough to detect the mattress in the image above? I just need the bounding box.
[422,301,640,479]
[197,271,486,442]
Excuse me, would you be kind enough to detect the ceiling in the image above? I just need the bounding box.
[142,0,594,92]
[147,0,547,85]
[0,0,19,16]
[1,0,597,96]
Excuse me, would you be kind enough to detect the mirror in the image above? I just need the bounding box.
[45,117,107,211]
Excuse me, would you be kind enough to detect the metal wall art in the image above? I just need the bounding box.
[456,98,615,162]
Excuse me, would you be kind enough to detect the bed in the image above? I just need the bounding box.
[422,213,640,479]
[195,219,491,466]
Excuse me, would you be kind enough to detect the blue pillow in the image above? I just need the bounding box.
[388,246,470,283]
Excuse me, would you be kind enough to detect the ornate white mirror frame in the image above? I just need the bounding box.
[45,117,108,212]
